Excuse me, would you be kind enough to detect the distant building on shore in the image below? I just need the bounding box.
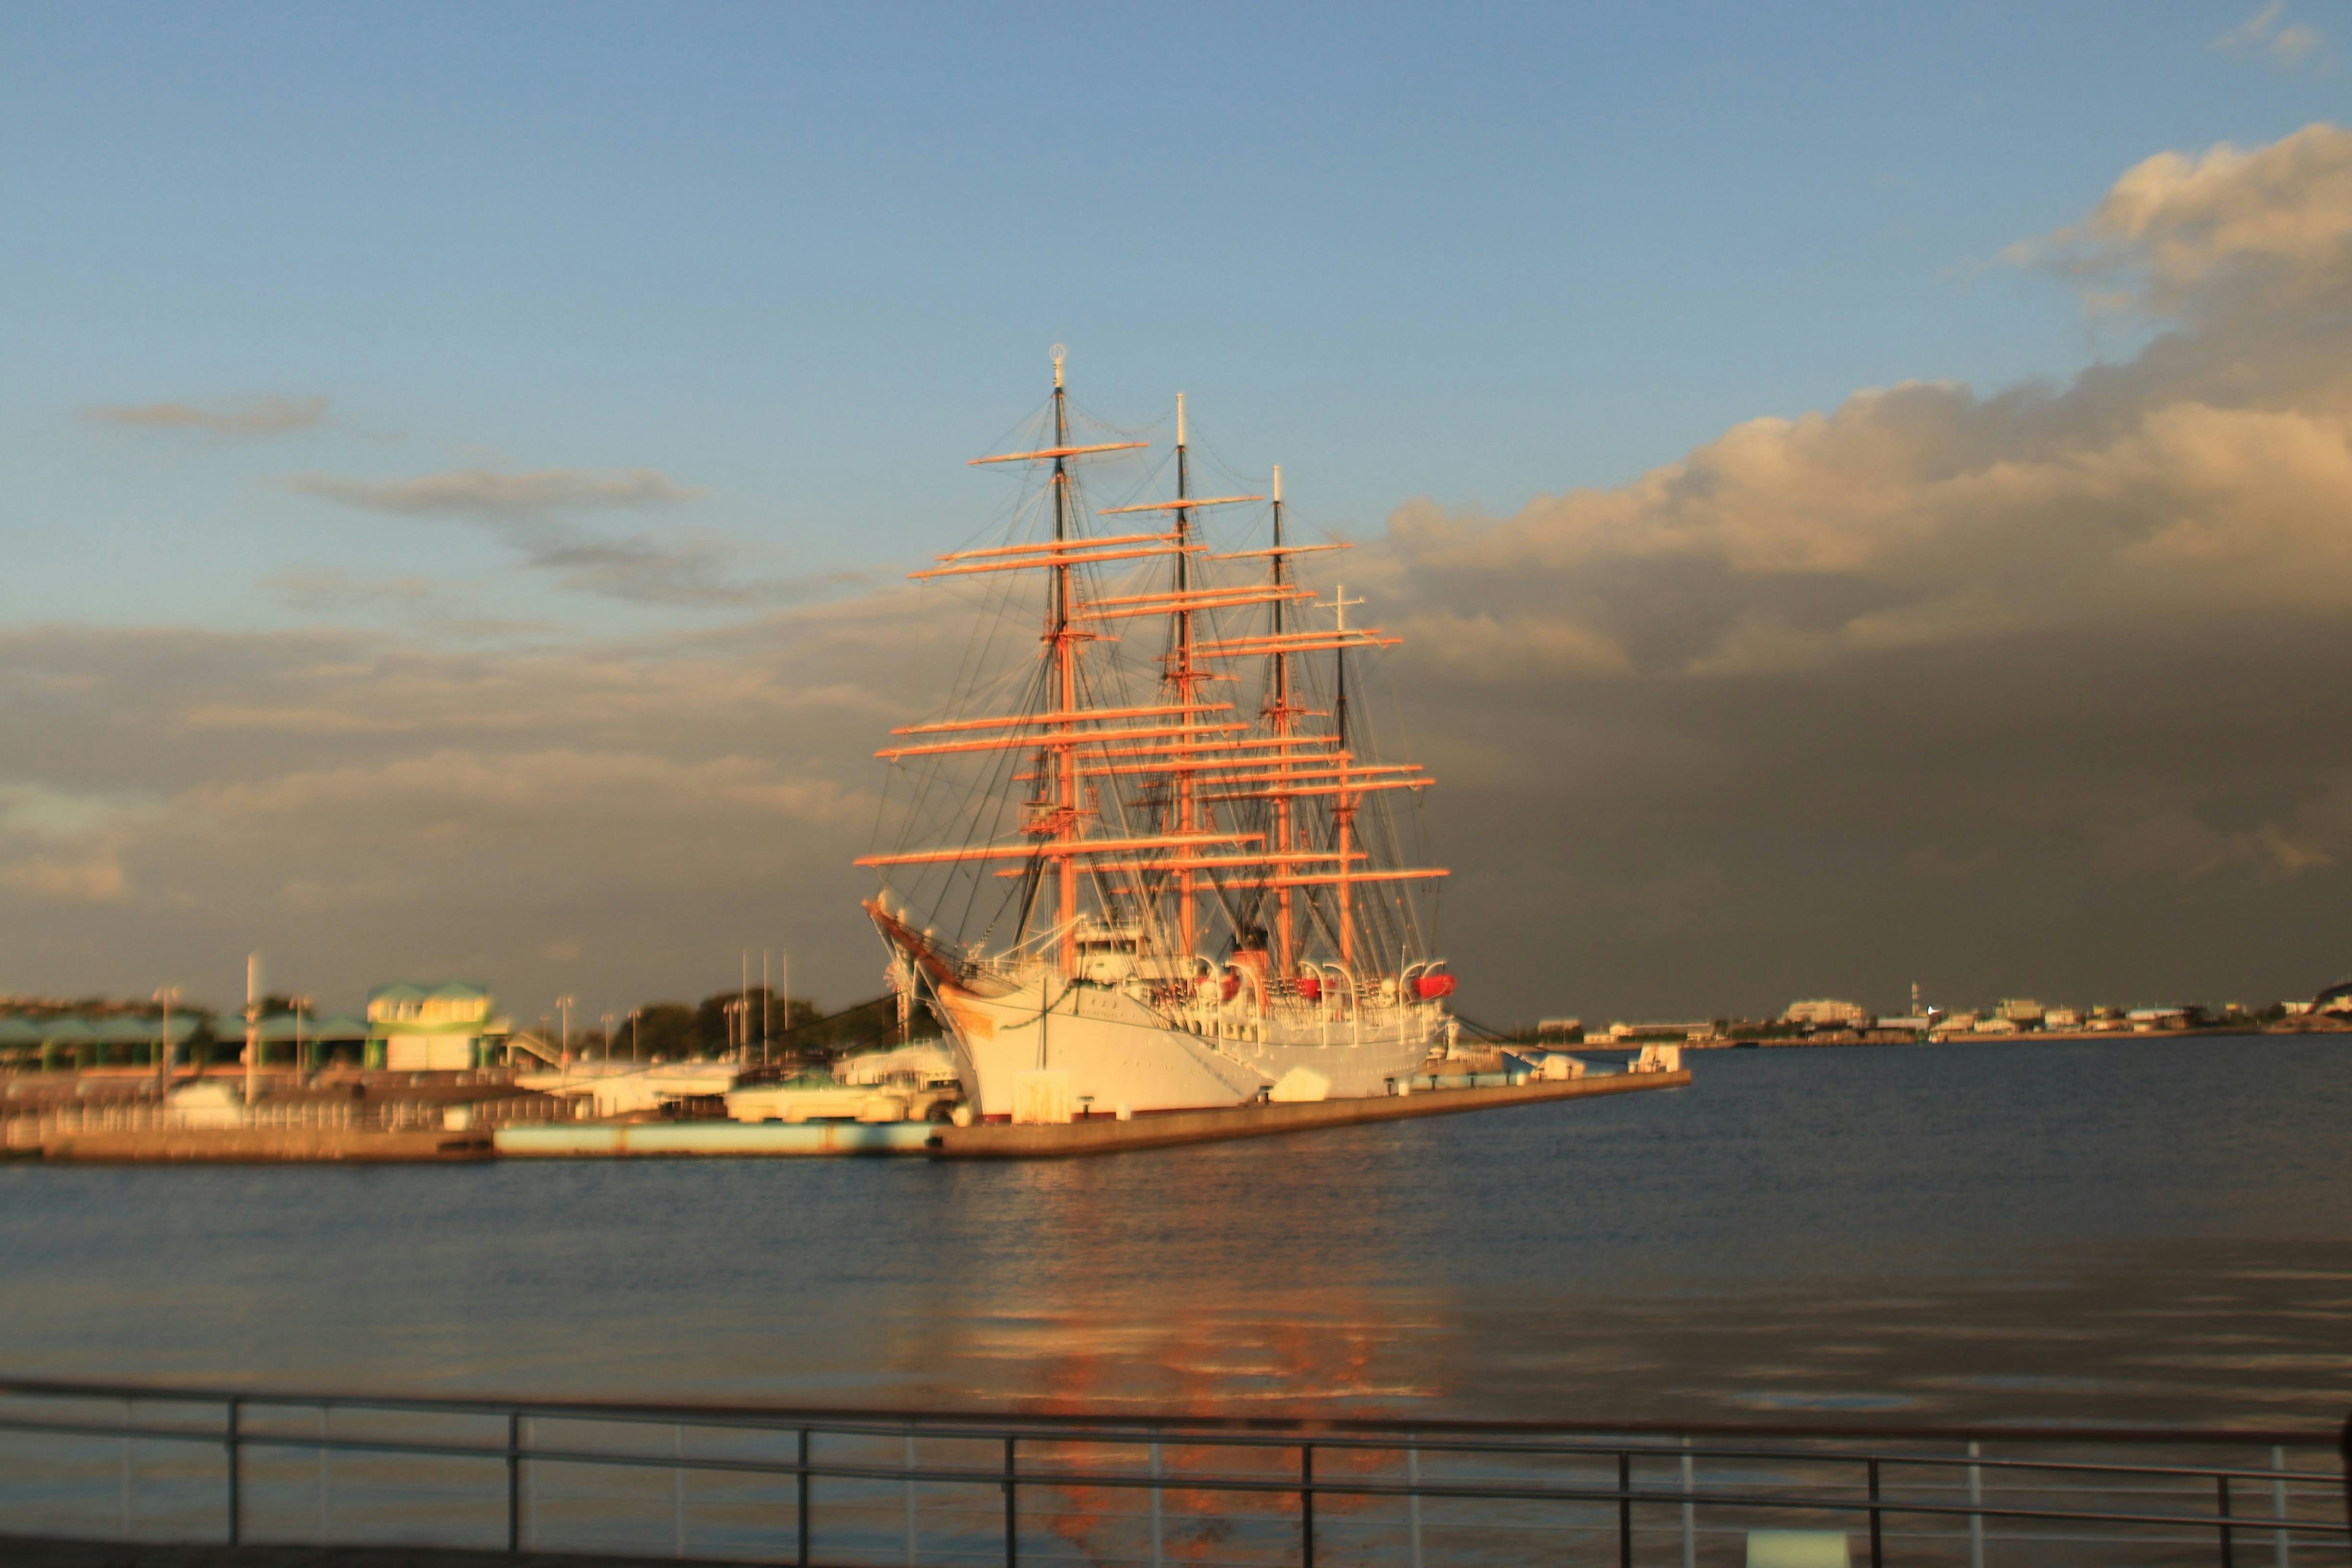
[367,983,510,1071]
[1782,998,1870,1029]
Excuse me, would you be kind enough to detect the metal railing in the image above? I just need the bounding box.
[0,1378,2342,1566]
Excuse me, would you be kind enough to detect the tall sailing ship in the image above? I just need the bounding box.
[861,352,1456,1118]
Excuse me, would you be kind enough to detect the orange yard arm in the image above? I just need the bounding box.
[968,441,1148,466]
[892,702,1232,737]
[1097,494,1264,513]
[1204,869,1450,889]
[1082,735,1344,763]
[1203,779,1432,802]
[876,721,1246,760]
[1210,543,1349,561]
[933,531,1173,563]
[856,831,1258,869]
[911,544,1199,581]
[996,850,1366,877]
[1194,632,1400,658]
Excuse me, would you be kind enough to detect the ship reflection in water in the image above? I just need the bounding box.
[0,1039,2346,1429]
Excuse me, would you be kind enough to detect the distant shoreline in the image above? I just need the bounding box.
[1669,1022,2350,1049]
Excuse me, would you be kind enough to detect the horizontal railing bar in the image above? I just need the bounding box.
[0,1375,2327,1449]
[0,1402,2331,1489]
[1,1416,2341,1537]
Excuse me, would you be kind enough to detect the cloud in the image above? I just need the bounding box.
[285,466,701,516]
[83,395,330,437]
[2212,2,2324,69]
[282,464,858,607]
[1316,123,2352,1013]
[2007,123,2352,312]
[0,850,126,902]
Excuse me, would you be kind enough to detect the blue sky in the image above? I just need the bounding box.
[3,4,2334,633]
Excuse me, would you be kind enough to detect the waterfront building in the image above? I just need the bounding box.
[1782,998,1869,1029]
[1997,998,2046,1026]
[366,983,511,1071]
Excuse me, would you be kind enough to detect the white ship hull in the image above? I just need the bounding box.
[929,974,1444,1117]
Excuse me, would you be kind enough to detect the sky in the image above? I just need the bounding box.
[2,2,2348,1024]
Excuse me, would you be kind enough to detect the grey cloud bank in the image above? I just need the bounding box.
[9,126,2352,1023]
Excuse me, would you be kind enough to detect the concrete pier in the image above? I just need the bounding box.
[927,1068,1689,1158]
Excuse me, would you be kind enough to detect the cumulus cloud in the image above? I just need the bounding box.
[1332,124,2352,1014]
[84,395,330,437]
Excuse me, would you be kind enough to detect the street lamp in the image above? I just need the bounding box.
[600,1012,616,1063]
[556,995,576,1071]
[628,1007,643,1065]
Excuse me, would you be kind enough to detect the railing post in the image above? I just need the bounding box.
[1868,1457,1883,1568]
[1302,1442,1315,1568]
[1150,1437,1165,1568]
[905,1428,919,1567]
[1406,1440,1423,1568]
[1002,1434,1017,1568]
[505,1411,521,1553]
[2218,1472,2234,1568]
[225,1396,242,1546]
[1967,1439,1984,1568]
[120,1396,134,1540]
[1681,1436,1695,1568]
[2267,1442,2286,1568]
[317,1406,331,1544]
[1619,1450,1632,1568]
[798,1428,812,1568]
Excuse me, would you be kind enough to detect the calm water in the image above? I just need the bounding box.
[3,1036,2348,1428]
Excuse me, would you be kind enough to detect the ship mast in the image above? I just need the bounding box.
[1171,393,1200,956]
[1329,584,1363,968]
[1047,349,1082,979]
[1267,465,1296,973]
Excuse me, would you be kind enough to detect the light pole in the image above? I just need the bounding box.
[629,1008,642,1065]
[556,995,576,1071]
[153,985,181,1095]
[601,1012,616,1063]
[244,952,262,1106]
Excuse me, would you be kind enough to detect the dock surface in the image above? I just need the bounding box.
[928,1068,1689,1158]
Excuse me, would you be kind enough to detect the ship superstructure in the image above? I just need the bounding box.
[861,352,1454,1117]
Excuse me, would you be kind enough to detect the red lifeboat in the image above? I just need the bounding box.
[1414,972,1457,1000]
[1295,975,1322,1001]
[1221,969,1243,1003]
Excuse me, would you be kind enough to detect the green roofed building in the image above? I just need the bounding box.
[366,982,510,1071]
